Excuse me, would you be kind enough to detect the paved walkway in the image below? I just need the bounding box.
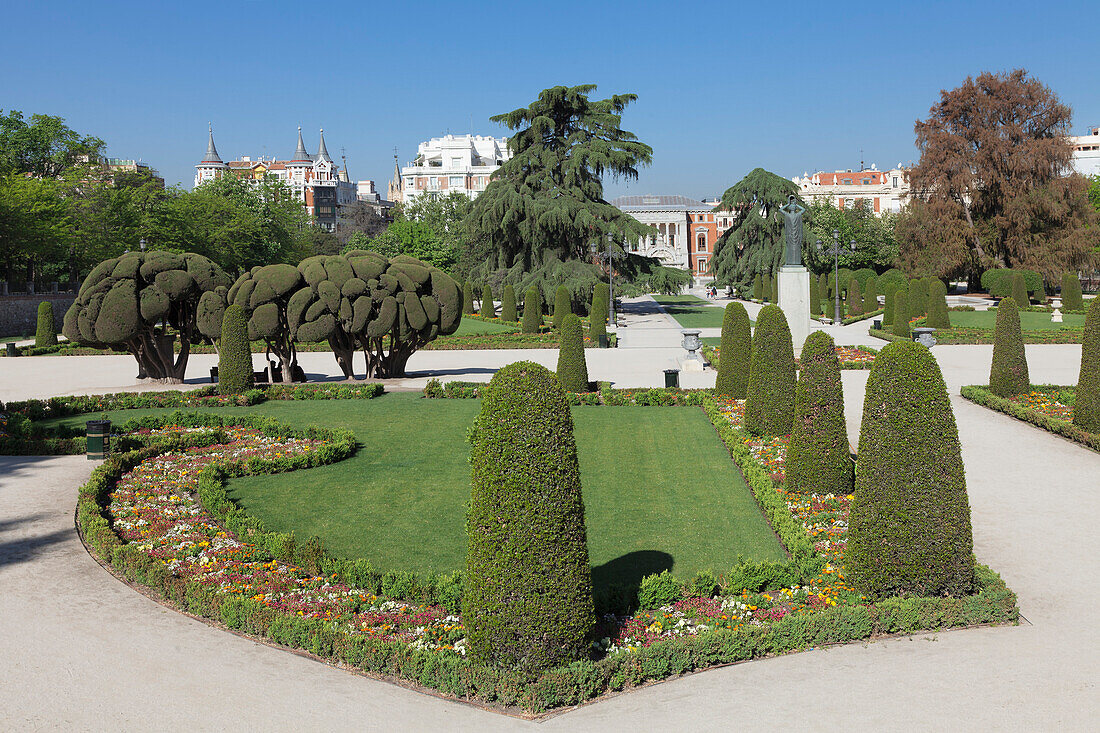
[1,298,1098,729]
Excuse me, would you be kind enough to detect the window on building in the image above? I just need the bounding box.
[429,178,440,189]
[892,176,898,187]
[697,233,707,252]
[406,177,414,188]
[845,198,854,208]
[449,176,463,188]
[697,258,707,274]
[862,178,871,184]
[842,178,852,185]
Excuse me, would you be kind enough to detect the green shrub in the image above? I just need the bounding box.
[714,302,752,398]
[556,314,590,392]
[989,296,1029,397]
[883,282,896,325]
[981,268,1042,297]
[926,279,951,329]
[480,283,495,318]
[1061,272,1083,311]
[786,331,853,496]
[864,276,878,312]
[892,290,910,338]
[590,283,609,325]
[752,274,762,301]
[638,571,681,608]
[1010,272,1029,306]
[521,287,542,333]
[743,305,796,436]
[462,283,476,315]
[848,340,975,598]
[686,570,720,599]
[35,301,57,347]
[552,285,570,329]
[846,276,862,317]
[217,304,254,395]
[1074,297,1100,431]
[809,276,820,317]
[500,284,517,322]
[463,361,594,672]
[908,279,926,318]
[770,274,779,305]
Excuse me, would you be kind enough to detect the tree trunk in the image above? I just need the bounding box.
[328,332,357,379]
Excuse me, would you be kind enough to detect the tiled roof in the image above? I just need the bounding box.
[612,195,712,211]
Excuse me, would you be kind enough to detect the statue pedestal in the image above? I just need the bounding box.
[778,265,811,355]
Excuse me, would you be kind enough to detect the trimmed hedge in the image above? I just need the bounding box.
[500,284,517,323]
[743,305,796,436]
[848,341,975,598]
[1074,297,1100,431]
[462,283,476,315]
[786,331,853,496]
[963,384,1100,453]
[552,285,570,329]
[218,304,254,395]
[892,290,910,338]
[926,279,951,329]
[591,282,609,325]
[908,279,927,318]
[752,274,763,301]
[864,276,878,313]
[981,268,1042,297]
[556,314,590,392]
[35,301,57,347]
[883,281,896,326]
[1061,272,1083,311]
[714,302,752,398]
[770,273,779,306]
[846,276,862,316]
[989,296,1029,397]
[522,287,542,334]
[1011,272,1029,307]
[464,361,594,672]
[809,276,820,317]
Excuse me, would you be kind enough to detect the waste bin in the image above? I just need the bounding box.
[872,320,882,330]
[664,369,680,389]
[4,342,17,357]
[598,334,609,349]
[209,366,219,383]
[86,420,111,460]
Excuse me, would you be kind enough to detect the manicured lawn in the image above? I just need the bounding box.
[449,317,520,336]
[652,295,729,329]
[40,394,785,586]
[946,310,1085,331]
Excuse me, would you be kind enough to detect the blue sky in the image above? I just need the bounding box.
[4,1,1096,199]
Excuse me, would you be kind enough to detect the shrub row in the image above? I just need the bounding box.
[422,380,714,407]
[960,385,1100,453]
[813,308,884,326]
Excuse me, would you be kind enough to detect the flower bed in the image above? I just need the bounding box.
[961,384,1100,453]
[422,380,712,406]
[706,345,877,371]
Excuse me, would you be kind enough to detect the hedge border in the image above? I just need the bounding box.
[813,308,885,326]
[960,384,1100,453]
[872,322,1085,345]
[705,345,879,371]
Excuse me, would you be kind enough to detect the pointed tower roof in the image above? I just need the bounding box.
[315,128,332,164]
[289,126,312,164]
[200,125,226,165]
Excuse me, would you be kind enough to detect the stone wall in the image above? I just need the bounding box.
[0,294,75,338]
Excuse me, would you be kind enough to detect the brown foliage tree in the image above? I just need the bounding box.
[898,70,1097,285]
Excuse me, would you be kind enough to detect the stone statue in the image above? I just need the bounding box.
[779,194,806,267]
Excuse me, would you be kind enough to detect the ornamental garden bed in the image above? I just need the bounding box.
[703,344,877,371]
[961,385,1100,453]
[868,310,1086,345]
[3,383,1018,715]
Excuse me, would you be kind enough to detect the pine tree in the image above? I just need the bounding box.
[743,305,796,436]
[1073,296,1100,431]
[714,302,752,398]
[989,296,1029,396]
[556,313,590,391]
[926,278,951,328]
[1061,272,1083,310]
[892,290,910,337]
[35,301,57,347]
[848,340,975,598]
[521,287,542,333]
[500,284,517,322]
[786,330,853,495]
[218,304,254,395]
[480,283,495,318]
[552,285,571,329]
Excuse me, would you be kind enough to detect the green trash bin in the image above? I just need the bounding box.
[664,369,680,389]
[4,342,17,357]
[86,420,111,460]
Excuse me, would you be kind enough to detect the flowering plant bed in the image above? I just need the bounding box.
[705,345,877,370]
[961,384,1100,453]
[423,380,712,406]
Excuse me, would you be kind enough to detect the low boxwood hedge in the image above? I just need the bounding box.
[961,384,1100,453]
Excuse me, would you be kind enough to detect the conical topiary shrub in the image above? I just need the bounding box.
[989,296,1029,397]
[847,340,975,598]
[714,302,752,398]
[908,279,926,318]
[770,274,779,306]
[464,361,594,671]
[35,301,57,347]
[786,330,853,495]
[926,279,951,328]
[809,277,820,317]
[1073,296,1100,431]
[743,305,796,436]
[864,276,878,312]
[1062,272,1083,311]
[480,283,495,318]
[590,282,609,328]
[463,283,476,315]
[556,313,589,391]
[500,284,517,322]
[521,287,542,334]
[218,303,254,395]
[846,276,862,317]
[752,274,763,301]
[552,286,570,329]
[1010,272,1029,307]
[883,282,896,326]
[892,290,910,338]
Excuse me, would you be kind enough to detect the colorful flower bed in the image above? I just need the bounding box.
[962,384,1100,454]
[1008,388,1074,421]
[706,345,876,371]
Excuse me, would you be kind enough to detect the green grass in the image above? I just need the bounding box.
[39,394,785,587]
[946,310,1085,331]
[450,318,520,336]
[652,295,729,329]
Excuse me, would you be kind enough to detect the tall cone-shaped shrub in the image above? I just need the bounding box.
[714,302,752,398]
[35,301,57,347]
[463,283,476,315]
[908,279,926,318]
[743,305,796,436]
[552,286,570,329]
[846,276,862,317]
[1073,296,1100,431]
[848,340,975,598]
[926,279,951,328]
[770,274,779,306]
[752,274,763,301]
[590,283,609,327]
[989,296,1029,396]
[892,290,910,337]
[809,277,820,317]
[1061,272,1083,311]
[556,313,589,391]
[864,277,878,312]
[218,304,254,395]
[1010,272,1029,307]
[464,361,594,671]
[500,284,517,322]
[786,330,853,495]
[480,283,495,317]
[883,283,896,325]
[521,287,542,333]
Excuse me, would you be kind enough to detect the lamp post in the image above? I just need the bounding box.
[817,229,852,325]
[139,238,146,252]
[589,236,623,328]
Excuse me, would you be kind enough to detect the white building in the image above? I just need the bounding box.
[612,195,715,270]
[400,134,511,201]
[1070,127,1100,177]
[791,164,910,213]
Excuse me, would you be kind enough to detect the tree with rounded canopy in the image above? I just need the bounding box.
[500,284,517,322]
[989,296,1029,397]
[847,340,975,598]
[714,302,752,398]
[786,330,853,496]
[227,262,308,382]
[743,305,796,436]
[521,286,542,333]
[1073,296,1100,431]
[63,250,231,382]
[556,313,590,391]
[464,361,594,672]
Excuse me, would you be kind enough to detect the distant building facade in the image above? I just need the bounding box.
[791,164,910,213]
[1070,127,1100,177]
[612,195,720,275]
[400,134,511,202]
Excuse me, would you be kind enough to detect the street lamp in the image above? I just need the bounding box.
[139,238,146,252]
[817,229,853,325]
[588,237,624,328]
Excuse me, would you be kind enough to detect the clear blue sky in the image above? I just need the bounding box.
[4,1,1096,199]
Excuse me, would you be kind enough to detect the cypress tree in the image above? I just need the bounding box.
[846,276,862,317]
[480,283,495,318]
[848,340,975,598]
[714,302,752,398]
[926,279,951,328]
[752,274,763,301]
[35,301,57,347]
[864,276,878,312]
[892,290,910,338]
[521,287,542,333]
[743,305,796,436]
[770,273,779,306]
[552,285,570,329]
[218,304,254,395]
[1010,272,1029,306]
[464,361,594,671]
[463,283,476,315]
[500,284,517,322]
[786,330,853,495]
[556,313,590,391]
[989,296,1029,397]
[1061,272,1083,311]
[1073,296,1100,431]
[809,277,820,317]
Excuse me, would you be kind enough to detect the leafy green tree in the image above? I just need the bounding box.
[0,174,72,286]
[464,361,594,671]
[714,302,751,398]
[0,110,104,177]
[848,340,975,598]
[552,285,571,329]
[521,287,542,333]
[1073,297,1100,431]
[217,304,254,395]
[35,301,57,347]
[744,305,796,436]
[787,331,853,495]
[1061,272,1083,310]
[346,220,455,271]
[804,199,899,274]
[989,296,1029,396]
[556,314,590,391]
[500,284,517,322]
